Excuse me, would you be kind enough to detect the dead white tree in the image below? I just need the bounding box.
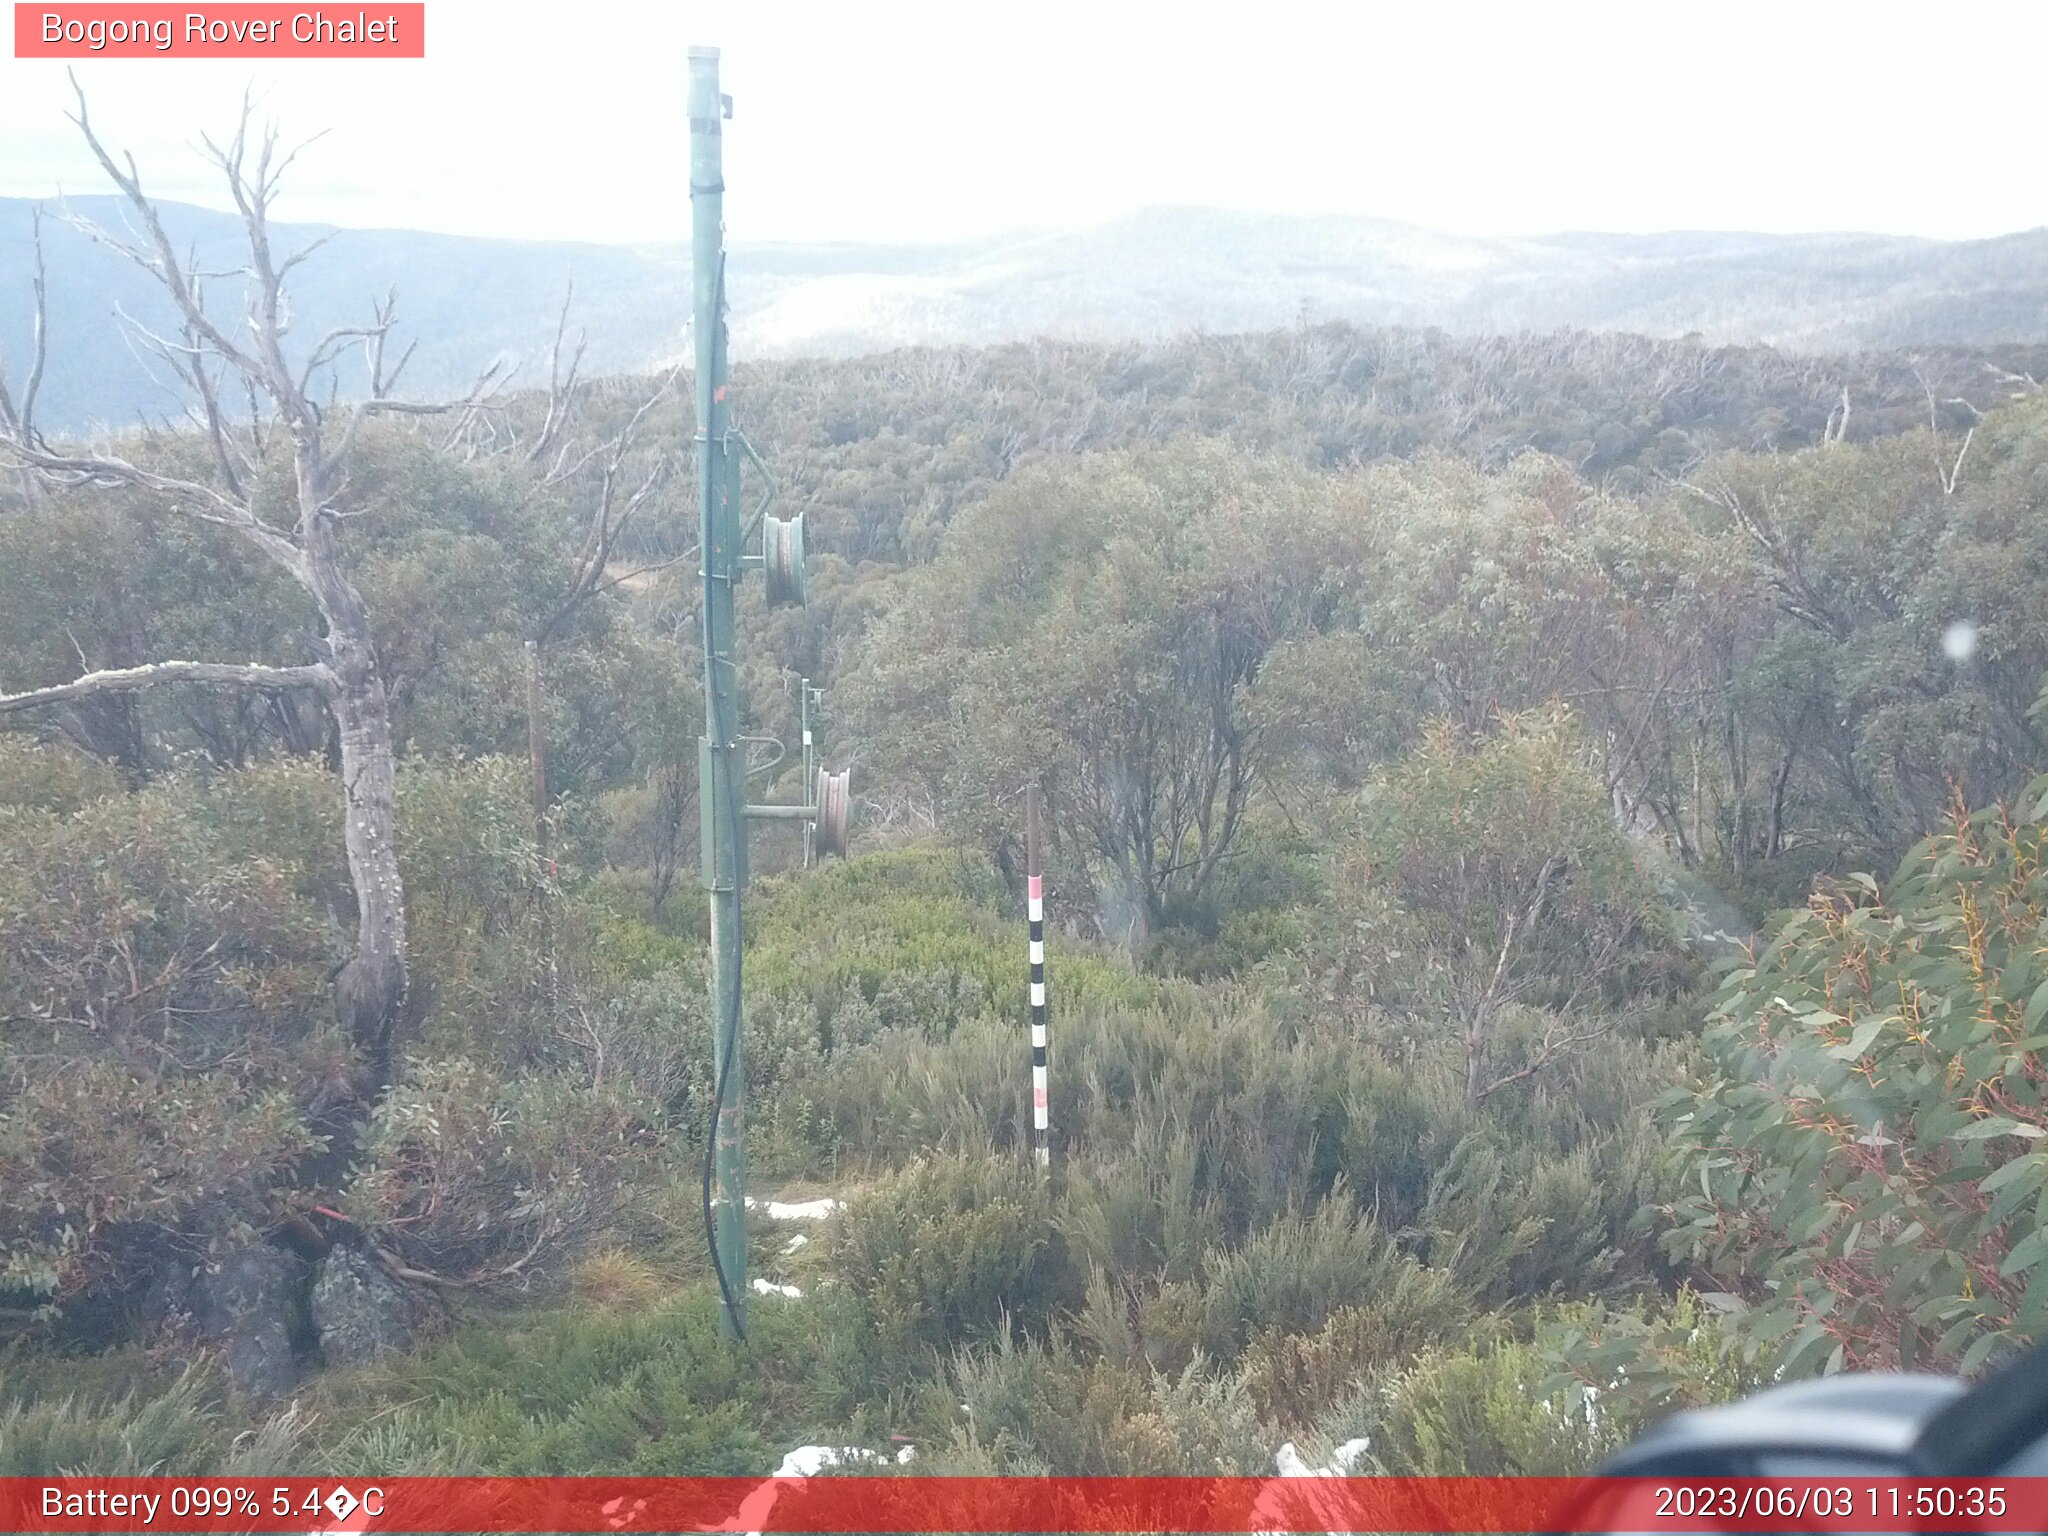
[512,304,684,838]
[1918,371,1977,497]
[0,205,49,506]
[1823,386,1851,446]
[518,355,683,1012]
[0,85,498,1075]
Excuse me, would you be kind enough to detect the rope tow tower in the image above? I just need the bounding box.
[689,44,851,1342]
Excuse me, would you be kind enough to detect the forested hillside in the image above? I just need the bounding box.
[4,214,2048,1475]
[8,192,2048,431]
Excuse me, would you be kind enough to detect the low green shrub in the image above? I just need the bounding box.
[343,1056,665,1290]
[1194,1194,1465,1361]
[0,737,126,814]
[0,1365,301,1475]
[829,1151,1070,1364]
[948,1332,1270,1475]
[309,1287,875,1475]
[1331,1337,1625,1475]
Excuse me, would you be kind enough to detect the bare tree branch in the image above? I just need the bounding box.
[324,339,505,481]
[1940,426,1975,497]
[527,279,587,465]
[1474,1016,1617,1101]
[0,439,305,574]
[112,300,263,499]
[64,73,275,394]
[534,365,680,644]
[0,659,334,717]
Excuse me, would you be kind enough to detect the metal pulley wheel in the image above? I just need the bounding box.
[763,511,808,608]
[814,767,851,858]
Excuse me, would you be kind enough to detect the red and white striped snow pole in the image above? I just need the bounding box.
[1025,784,1050,1169]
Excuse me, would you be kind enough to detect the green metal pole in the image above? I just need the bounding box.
[690,43,746,1340]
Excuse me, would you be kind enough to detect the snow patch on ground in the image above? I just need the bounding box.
[771,1445,917,1477]
[747,1196,842,1220]
[1250,1440,1373,1533]
[1273,1438,1370,1476]
[1245,1441,1376,1536]
[730,1446,917,1536]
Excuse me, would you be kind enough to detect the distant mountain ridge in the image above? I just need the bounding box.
[4,196,2045,431]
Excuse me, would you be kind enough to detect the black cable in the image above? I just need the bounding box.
[701,896,746,1340]
[700,704,749,1343]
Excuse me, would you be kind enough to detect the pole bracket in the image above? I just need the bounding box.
[743,802,818,822]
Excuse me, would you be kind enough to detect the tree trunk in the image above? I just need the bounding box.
[331,649,407,1075]
[1766,745,1797,861]
[300,465,408,1074]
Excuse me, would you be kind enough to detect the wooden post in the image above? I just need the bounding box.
[526,638,558,1019]
[1025,784,1049,1169]
[525,639,548,845]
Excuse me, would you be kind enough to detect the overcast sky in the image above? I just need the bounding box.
[2,0,2043,247]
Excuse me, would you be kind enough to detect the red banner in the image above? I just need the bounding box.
[3,1476,2047,1533]
[13,5,424,57]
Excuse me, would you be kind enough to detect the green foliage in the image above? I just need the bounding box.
[398,755,559,1054]
[308,1288,876,1476]
[1146,821,1322,979]
[845,441,1363,941]
[811,964,1676,1435]
[1235,1299,1482,1430]
[828,1152,1068,1363]
[0,757,340,1042]
[0,737,125,813]
[948,1332,1271,1474]
[649,846,1150,1174]
[1535,1290,1772,1426]
[344,1056,663,1290]
[1192,1195,1464,1359]
[1668,398,2048,870]
[1345,1337,1627,1475]
[0,1363,304,1475]
[0,1368,228,1475]
[0,1061,321,1303]
[742,847,1024,1030]
[0,761,341,1304]
[552,327,2041,573]
[0,752,646,1315]
[12,296,2048,1476]
[1661,781,2048,1375]
[1364,711,1655,946]
[0,485,317,777]
[1286,710,1681,1113]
